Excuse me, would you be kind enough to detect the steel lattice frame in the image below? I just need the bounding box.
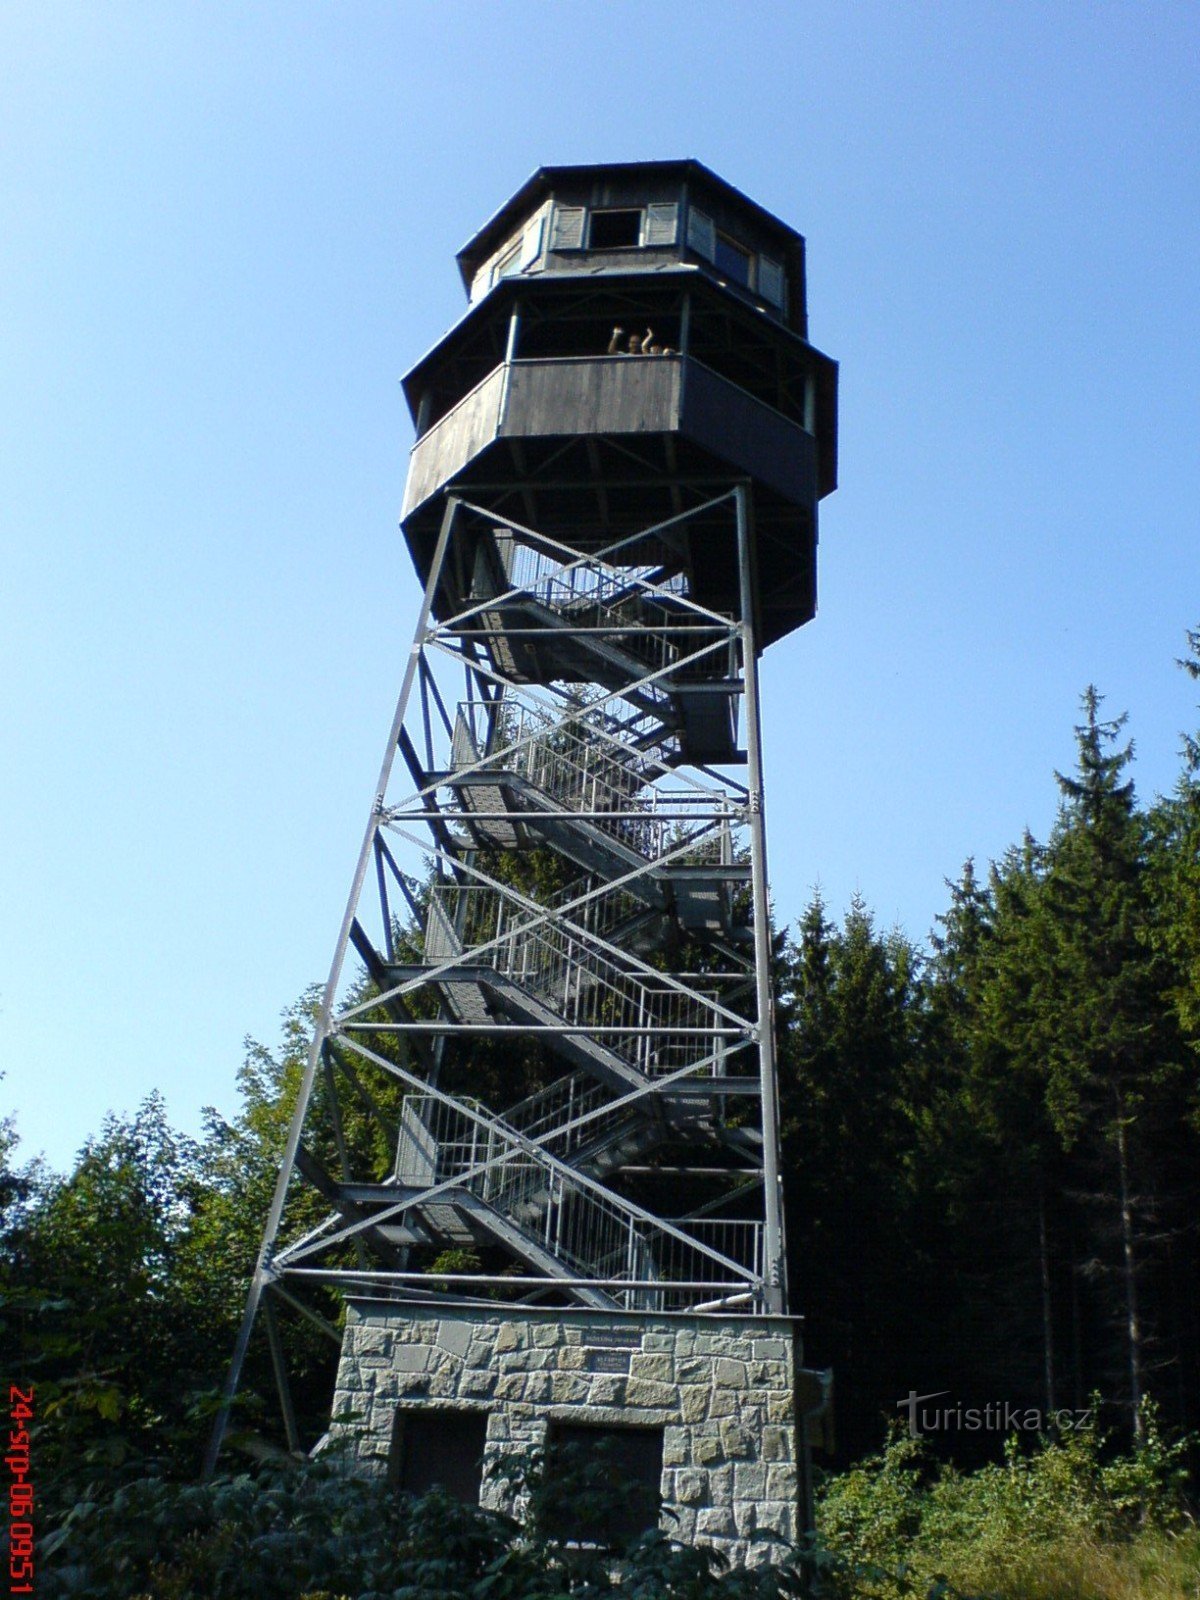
[206,482,787,1471]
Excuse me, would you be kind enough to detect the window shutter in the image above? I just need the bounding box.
[758,255,786,308]
[643,202,679,246]
[687,207,715,261]
[519,215,544,269]
[550,205,586,250]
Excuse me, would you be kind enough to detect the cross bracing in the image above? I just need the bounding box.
[207,485,789,1471]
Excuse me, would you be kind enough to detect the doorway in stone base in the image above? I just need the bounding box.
[390,1406,489,1503]
[544,1422,664,1544]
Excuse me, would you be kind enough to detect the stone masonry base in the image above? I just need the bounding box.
[330,1299,803,1570]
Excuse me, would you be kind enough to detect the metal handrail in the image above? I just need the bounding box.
[425,883,724,1081]
[396,1091,761,1310]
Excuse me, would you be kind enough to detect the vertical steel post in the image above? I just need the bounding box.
[734,484,787,1315]
[263,1293,302,1455]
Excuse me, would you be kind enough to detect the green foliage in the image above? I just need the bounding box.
[777,895,931,1455]
[32,1421,1200,1600]
[817,1412,1199,1600]
[6,1096,222,1483]
[0,1004,344,1489]
[41,1452,795,1600]
[774,649,1200,1455]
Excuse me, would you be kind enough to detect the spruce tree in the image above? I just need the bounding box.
[1037,688,1183,1437]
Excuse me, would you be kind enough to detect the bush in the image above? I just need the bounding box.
[816,1404,1199,1600]
[41,1452,796,1600]
[38,1409,1198,1599]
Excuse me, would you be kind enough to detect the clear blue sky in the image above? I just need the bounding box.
[3,2,1197,1172]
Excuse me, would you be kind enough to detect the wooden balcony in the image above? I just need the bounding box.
[401,355,817,520]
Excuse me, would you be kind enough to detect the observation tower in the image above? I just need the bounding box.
[211,161,838,1565]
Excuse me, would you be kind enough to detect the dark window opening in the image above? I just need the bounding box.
[516,308,681,363]
[589,209,643,250]
[713,232,752,288]
[391,1407,488,1504]
[544,1423,663,1545]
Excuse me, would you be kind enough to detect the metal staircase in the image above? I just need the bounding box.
[253,494,780,1318]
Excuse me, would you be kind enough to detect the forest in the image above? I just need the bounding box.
[4,633,1199,1596]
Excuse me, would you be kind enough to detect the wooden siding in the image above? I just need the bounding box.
[504,355,683,439]
[682,361,816,506]
[402,364,507,516]
[402,356,813,518]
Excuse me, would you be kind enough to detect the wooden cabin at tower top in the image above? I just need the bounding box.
[398,160,839,649]
[454,159,809,335]
[400,159,837,486]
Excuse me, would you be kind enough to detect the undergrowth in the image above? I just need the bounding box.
[815,1401,1199,1600]
[36,1403,1198,1599]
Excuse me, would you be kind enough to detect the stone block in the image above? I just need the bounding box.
[679,1386,708,1423]
[695,1334,738,1355]
[496,1374,526,1401]
[630,1353,673,1383]
[749,1360,789,1389]
[674,1470,706,1505]
[548,1372,589,1404]
[761,1425,793,1461]
[662,1427,687,1466]
[766,1464,796,1501]
[693,1434,723,1465]
[720,1427,755,1465]
[495,1323,523,1353]
[676,1357,709,1383]
[588,1375,625,1406]
[752,1338,789,1361]
[756,1500,795,1537]
[624,1378,676,1409]
[524,1373,551,1403]
[708,1390,737,1418]
[734,1500,757,1537]
[696,1506,735,1538]
[669,1504,697,1542]
[715,1358,747,1388]
[437,1321,473,1359]
[708,1464,733,1502]
[733,1462,765,1499]
[767,1392,795,1423]
[531,1323,561,1347]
